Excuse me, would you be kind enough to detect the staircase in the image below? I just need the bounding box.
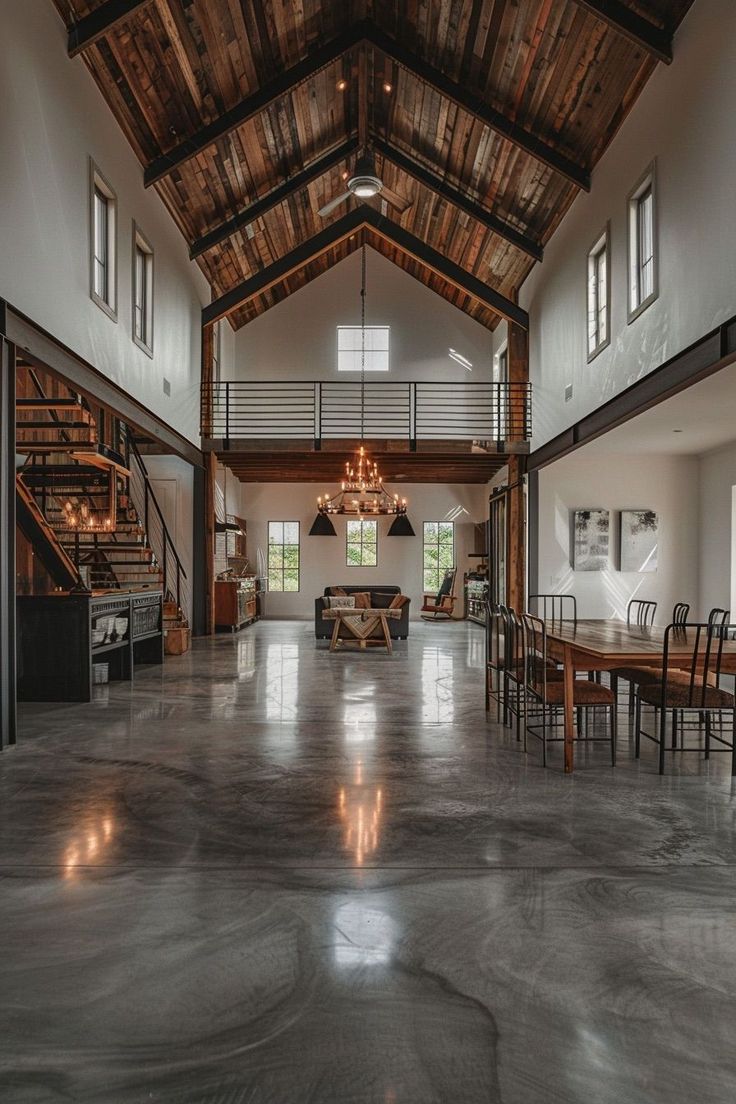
[16,373,189,608]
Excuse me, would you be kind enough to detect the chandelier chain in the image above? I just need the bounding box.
[360,243,366,440]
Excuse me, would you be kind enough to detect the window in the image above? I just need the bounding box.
[132,224,154,355]
[337,326,389,371]
[587,224,610,359]
[628,164,658,320]
[267,522,300,591]
[423,521,454,592]
[89,161,117,319]
[346,519,377,566]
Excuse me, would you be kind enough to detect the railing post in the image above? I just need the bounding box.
[410,382,417,451]
[496,383,503,450]
[224,382,230,449]
[315,382,322,450]
[162,529,168,600]
[144,482,149,538]
[176,564,181,610]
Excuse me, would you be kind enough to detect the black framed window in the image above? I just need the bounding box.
[268,521,300,591]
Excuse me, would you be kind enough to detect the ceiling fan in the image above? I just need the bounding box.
[317,147,412,218]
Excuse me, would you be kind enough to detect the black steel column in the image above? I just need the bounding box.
[191,462,206,636]
[0,335,16,747]
[527,468,539,603]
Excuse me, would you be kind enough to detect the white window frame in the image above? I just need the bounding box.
[89,159,117,320]
[132,222,154,357]
[627,162,658,323]
[337,326,390,372]
[587,223,610,361]
[346,518,378,567]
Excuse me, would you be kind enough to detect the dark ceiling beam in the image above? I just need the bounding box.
[360,207,528,329]
[202,206,367,326]
[67,0,153,58]
[365,25,590,191]
[203,206,528,330]
[372,137,543,262]
[569,1,673,64]
[145,21,368,187]
[190,137,360,260]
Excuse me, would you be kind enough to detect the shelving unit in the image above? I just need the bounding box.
[464,576,489,625]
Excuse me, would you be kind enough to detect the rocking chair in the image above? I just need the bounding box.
[421,568,457,621]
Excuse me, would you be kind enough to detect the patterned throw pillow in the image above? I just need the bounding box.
[330,587,347,596]
[388,594,409,610]
[327,595,355,609]
[353,591,371,609]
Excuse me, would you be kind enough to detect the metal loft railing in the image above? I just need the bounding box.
[201,380,532,445]
[127,434,190,613]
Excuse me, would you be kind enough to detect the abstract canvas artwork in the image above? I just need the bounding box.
[573,509,610,571]
[620,509,658,573]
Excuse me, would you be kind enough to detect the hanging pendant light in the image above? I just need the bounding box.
[315,245,411,523]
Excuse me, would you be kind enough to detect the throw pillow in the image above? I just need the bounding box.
[330,587,347,596]
[327,595,355,609]
[370,591,396,609]
[353,591,371,609]
[388,594,409,610]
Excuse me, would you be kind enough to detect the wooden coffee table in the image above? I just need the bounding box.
[322,607,402,654]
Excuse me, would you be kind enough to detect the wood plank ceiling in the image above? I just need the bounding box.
[52,0,693,332]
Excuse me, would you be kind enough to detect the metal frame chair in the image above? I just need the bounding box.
[485,601,507,722]
[421,568,457,620]
[521,614,617,768]
[527,594,577,626]
[635,621,736,774]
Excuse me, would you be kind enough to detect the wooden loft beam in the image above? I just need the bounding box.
[202,206,367,327]
[361,207,528,329]
[365,25,590,191]
[144,22,368,187]
[145,20,589,191]
[372,137,543,263]
[570,1,673,64]
[67,0,153,58]
[189,137,360,260]
[202,206,529,330]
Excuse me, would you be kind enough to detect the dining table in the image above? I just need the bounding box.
[543,618,736,773]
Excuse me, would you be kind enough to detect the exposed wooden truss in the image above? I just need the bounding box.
[203,206,528,330]
[570,0,673,63]
[67,0,152,58]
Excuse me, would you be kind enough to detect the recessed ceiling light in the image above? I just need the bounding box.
[383,82,393,93]
[448,348,473,370]
[337,78,348,91]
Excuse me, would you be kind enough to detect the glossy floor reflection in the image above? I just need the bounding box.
[3,620,736,1102]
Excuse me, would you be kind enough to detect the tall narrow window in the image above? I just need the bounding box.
[268,522,300,591]
[346,519,377,566]
[628,163,658,320]
[337,326,390,371]
[587,225,610,360]
[423,521,454,593]
[89,161,117,319]
[132,224,154,356]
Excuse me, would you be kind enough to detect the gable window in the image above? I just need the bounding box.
[346,519,377,566]
[587,224,610,360]
[268,521,300,591]
[423,521,454,592]
[132,224,154,356]
[338,326,389,371]
[628,163,658,321]
[89,161,117,319]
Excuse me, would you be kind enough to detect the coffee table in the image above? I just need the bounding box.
[322,607,402,654]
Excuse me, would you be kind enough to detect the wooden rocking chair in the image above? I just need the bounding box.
[421,568,457,621]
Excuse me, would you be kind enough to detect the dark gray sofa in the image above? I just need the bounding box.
[315,585,410,640]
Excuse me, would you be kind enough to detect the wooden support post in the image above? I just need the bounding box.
[506,321,528,612]
[204,452,217,636]
[0,337,17,747]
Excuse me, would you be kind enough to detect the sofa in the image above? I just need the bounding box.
[315,585,411,640]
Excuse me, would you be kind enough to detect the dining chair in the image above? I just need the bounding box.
[673,602,690,625]
[485,600,507,723]
[521,614,616,768]
[636,621,736,774]
[609,599,658,710]
[527,594,577,625]
[708,607,730,629]
[627,598,657,628]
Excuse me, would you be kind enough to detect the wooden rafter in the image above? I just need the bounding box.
[144,22,367,187]
[189,137,360,260]
[570,1,673,64]
[144,19,589,192]
[67,0,153,58]
[202,206,528,330]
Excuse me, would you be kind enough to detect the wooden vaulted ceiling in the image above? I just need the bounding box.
[53,0,694,330]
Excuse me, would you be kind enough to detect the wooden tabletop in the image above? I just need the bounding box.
[544,619,736,661]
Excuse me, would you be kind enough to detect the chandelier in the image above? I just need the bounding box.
[311,245,412,533]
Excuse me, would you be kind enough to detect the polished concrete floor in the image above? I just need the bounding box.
[3,620,736,1102]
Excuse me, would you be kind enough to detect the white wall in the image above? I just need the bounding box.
[0,0,207,444]
[241,481,488,619]
[142,455,195,624]
[537,452,699,623]
[230,249,495,382]
[698,441,736,619]
[522,0,736,449]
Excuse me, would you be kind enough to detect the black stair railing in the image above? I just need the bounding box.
[126,433,189,613]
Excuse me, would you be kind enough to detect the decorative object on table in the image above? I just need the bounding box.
[421,568,457,620]
[620,509,658,572]
[572,509,610,571]
[309,246,412,531]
